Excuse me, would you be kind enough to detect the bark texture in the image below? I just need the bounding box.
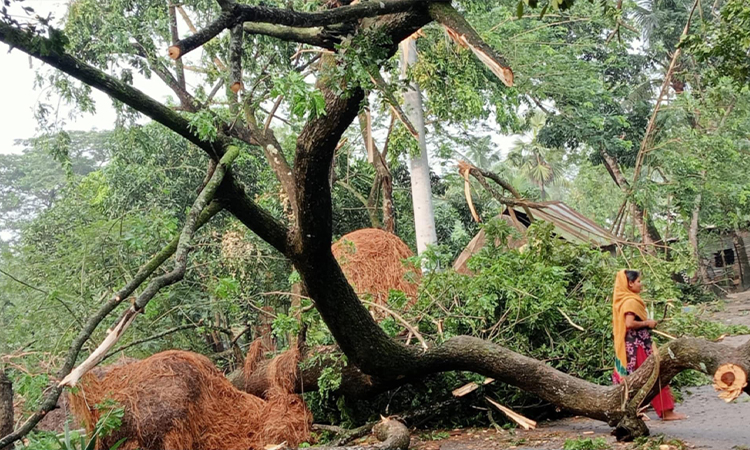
[400,37,437,254]
[0,371,11,450]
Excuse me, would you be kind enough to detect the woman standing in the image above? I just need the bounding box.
[612,269,686,420]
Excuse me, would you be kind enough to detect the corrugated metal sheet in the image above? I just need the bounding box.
[452,201,617,274]
[510,201,618,247]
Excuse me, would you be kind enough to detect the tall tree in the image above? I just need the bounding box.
[400,36,438,254]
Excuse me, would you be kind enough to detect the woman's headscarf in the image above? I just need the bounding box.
[612,270,648,378]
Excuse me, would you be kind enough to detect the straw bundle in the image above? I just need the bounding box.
[331,228,421,316]
[69,345,310,450]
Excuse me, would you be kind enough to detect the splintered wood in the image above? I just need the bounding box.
[485,397,537,430]
[713,363,748,402]
[452,377,495,397]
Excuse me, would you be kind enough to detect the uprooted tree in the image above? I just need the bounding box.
[1,0,750,447]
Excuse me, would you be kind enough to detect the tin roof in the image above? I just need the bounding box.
[453,201,618,274]
[507,201,618,247]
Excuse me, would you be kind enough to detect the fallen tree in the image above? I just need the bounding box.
[1,0,749,447]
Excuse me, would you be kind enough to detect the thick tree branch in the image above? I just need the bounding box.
[218,173,291,256]
[168,4,186,90]
[243,22,340,49]
[169,0,439,59]
[229,24,244,93]
[0,202,223,449]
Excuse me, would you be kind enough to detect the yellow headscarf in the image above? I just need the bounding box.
[612,270,648,377]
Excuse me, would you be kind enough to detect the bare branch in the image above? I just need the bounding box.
[631,0,699,184]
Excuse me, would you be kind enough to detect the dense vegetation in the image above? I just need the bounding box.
[2,0,750,447]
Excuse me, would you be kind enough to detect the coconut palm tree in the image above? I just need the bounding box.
[506,112,567,201]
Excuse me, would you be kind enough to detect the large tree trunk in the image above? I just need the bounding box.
[0,371,12,450]
[399,37,437,254]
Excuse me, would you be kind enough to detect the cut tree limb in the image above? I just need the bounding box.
[713,363,747,402]
[229,24,244,93]
[168,4,186,90]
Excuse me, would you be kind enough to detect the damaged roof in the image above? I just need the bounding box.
[508,201,619,248]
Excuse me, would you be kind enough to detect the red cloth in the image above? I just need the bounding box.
[635,344,675,417]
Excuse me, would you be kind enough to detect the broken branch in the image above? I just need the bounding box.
[429,3,513,87]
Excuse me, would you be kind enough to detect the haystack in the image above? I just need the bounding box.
[69,344,310,450]
[332,228,421,314]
